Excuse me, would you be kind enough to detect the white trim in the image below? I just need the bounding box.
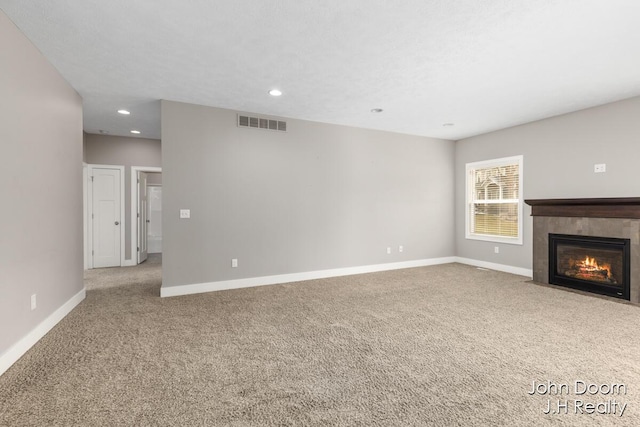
[161,257,457,297]
[0,288,86,377]
[82,163,89,270]
[131,166,162,265]
[119,167,126,266]
[465,232,521,245]
[87,164,126,268]
[454,256,533,278]
[87,165,93,269]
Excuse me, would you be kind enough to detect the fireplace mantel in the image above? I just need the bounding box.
[525,197,640,219]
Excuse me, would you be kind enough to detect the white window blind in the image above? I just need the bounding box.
[465,155,523,245]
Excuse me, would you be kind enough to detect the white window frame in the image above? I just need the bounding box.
[465,155,523,245]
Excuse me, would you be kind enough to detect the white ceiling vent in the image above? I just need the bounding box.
[238,114,287,132]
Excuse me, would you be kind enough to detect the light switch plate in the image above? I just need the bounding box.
[180,209,190,219]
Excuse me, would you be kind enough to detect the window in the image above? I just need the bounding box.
[466,155,523,245]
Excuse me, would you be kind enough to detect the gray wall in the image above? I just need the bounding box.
[84,134,161,261]
[455,96,640,270]
[0,12,83,355]
[147,172,162,186]
[162,101,455,289]
[82,133,87,162]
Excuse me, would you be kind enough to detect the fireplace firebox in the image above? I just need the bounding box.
[549,234,630,300]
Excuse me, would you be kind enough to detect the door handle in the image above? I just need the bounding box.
[146,220,150,223]
[115,221,120,225]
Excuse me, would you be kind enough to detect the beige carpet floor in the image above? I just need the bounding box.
[1,260,639,426]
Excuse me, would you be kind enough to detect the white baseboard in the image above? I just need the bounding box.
[0,288,86,377]
[161,257,457,298]
[122,259,136,267]
[454,257,533,278]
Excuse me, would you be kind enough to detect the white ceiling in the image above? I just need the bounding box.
[2,0,640,140]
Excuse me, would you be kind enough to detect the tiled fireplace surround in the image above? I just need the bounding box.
[526,198,640,303]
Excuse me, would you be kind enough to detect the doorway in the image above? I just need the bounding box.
[131,166,162,265]
[147,184,162,255]
[87,165,125,268]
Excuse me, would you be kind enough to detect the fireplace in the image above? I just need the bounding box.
[525,198,640,303]
[549,234,630,300]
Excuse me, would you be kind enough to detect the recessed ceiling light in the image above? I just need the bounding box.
[443,123,454,127]
[269,89,282,97]
[117,109,131,115]
[130,130,141,134]
[371,108,383,113]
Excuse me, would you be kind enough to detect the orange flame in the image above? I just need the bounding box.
[580,256,612,279]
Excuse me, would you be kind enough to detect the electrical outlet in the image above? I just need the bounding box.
[399,245,403,253]
[231,258,238,268]
[179,209,191,219]
[31,294,37,310]
[494,246,499,254]
[594,164,606,173]
[387,247,391,254]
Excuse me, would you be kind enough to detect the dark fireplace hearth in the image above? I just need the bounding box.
[549,234,630,300]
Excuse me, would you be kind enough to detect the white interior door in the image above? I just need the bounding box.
[137,171,148,264]
[92,168,121,268]
[147,186,162,254]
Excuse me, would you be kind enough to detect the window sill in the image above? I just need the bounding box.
[465,234,523,246]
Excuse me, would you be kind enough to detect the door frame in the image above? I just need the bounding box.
[130,166,162,265]
[83,162,89,270]
[87,164,126,269]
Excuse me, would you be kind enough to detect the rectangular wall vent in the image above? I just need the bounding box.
[238,114,287,132]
